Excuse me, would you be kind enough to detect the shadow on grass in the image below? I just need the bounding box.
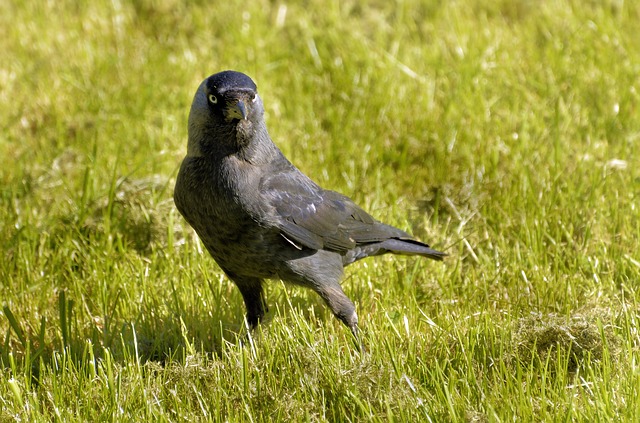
[1,288,252,386]
[1,279,349,385]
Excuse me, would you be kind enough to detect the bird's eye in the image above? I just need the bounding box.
[208,94,218,104]
[252,94,258,103]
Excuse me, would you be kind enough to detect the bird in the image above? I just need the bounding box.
[174,70,446,340]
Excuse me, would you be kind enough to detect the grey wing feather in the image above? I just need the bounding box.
[261,169,414,253]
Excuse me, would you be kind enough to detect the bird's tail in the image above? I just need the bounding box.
[378,238,447,261]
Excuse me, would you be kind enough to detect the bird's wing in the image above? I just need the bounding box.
[260,169,410,252]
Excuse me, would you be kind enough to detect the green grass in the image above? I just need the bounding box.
[2,0,639,420]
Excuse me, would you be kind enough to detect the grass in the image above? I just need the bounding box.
[1,0,639,420]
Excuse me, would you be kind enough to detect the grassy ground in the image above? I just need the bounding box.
[1,0,639,421]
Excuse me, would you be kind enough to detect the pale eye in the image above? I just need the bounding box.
[208,94,218,104]
[252,94,258,103]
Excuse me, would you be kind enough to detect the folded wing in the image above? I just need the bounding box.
[260,169,444,261]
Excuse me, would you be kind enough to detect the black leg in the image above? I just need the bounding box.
[314,283,359,339]
[229,275,267,329]
[278,251,363,348]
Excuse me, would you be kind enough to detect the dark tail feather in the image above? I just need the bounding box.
[379,238,447,261]
[342,237,447,265]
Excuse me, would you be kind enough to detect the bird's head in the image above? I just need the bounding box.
[187,70,265,157]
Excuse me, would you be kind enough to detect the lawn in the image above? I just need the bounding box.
[1,0,639,421]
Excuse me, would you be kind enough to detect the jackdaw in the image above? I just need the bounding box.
[174,70,446,338]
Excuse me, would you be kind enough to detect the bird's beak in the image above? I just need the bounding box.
[224,100,248,121]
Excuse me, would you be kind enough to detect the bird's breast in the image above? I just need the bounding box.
[174,155,286,277]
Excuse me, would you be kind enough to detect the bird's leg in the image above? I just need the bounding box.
[314,283,361,344]
[229,275,267,329]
